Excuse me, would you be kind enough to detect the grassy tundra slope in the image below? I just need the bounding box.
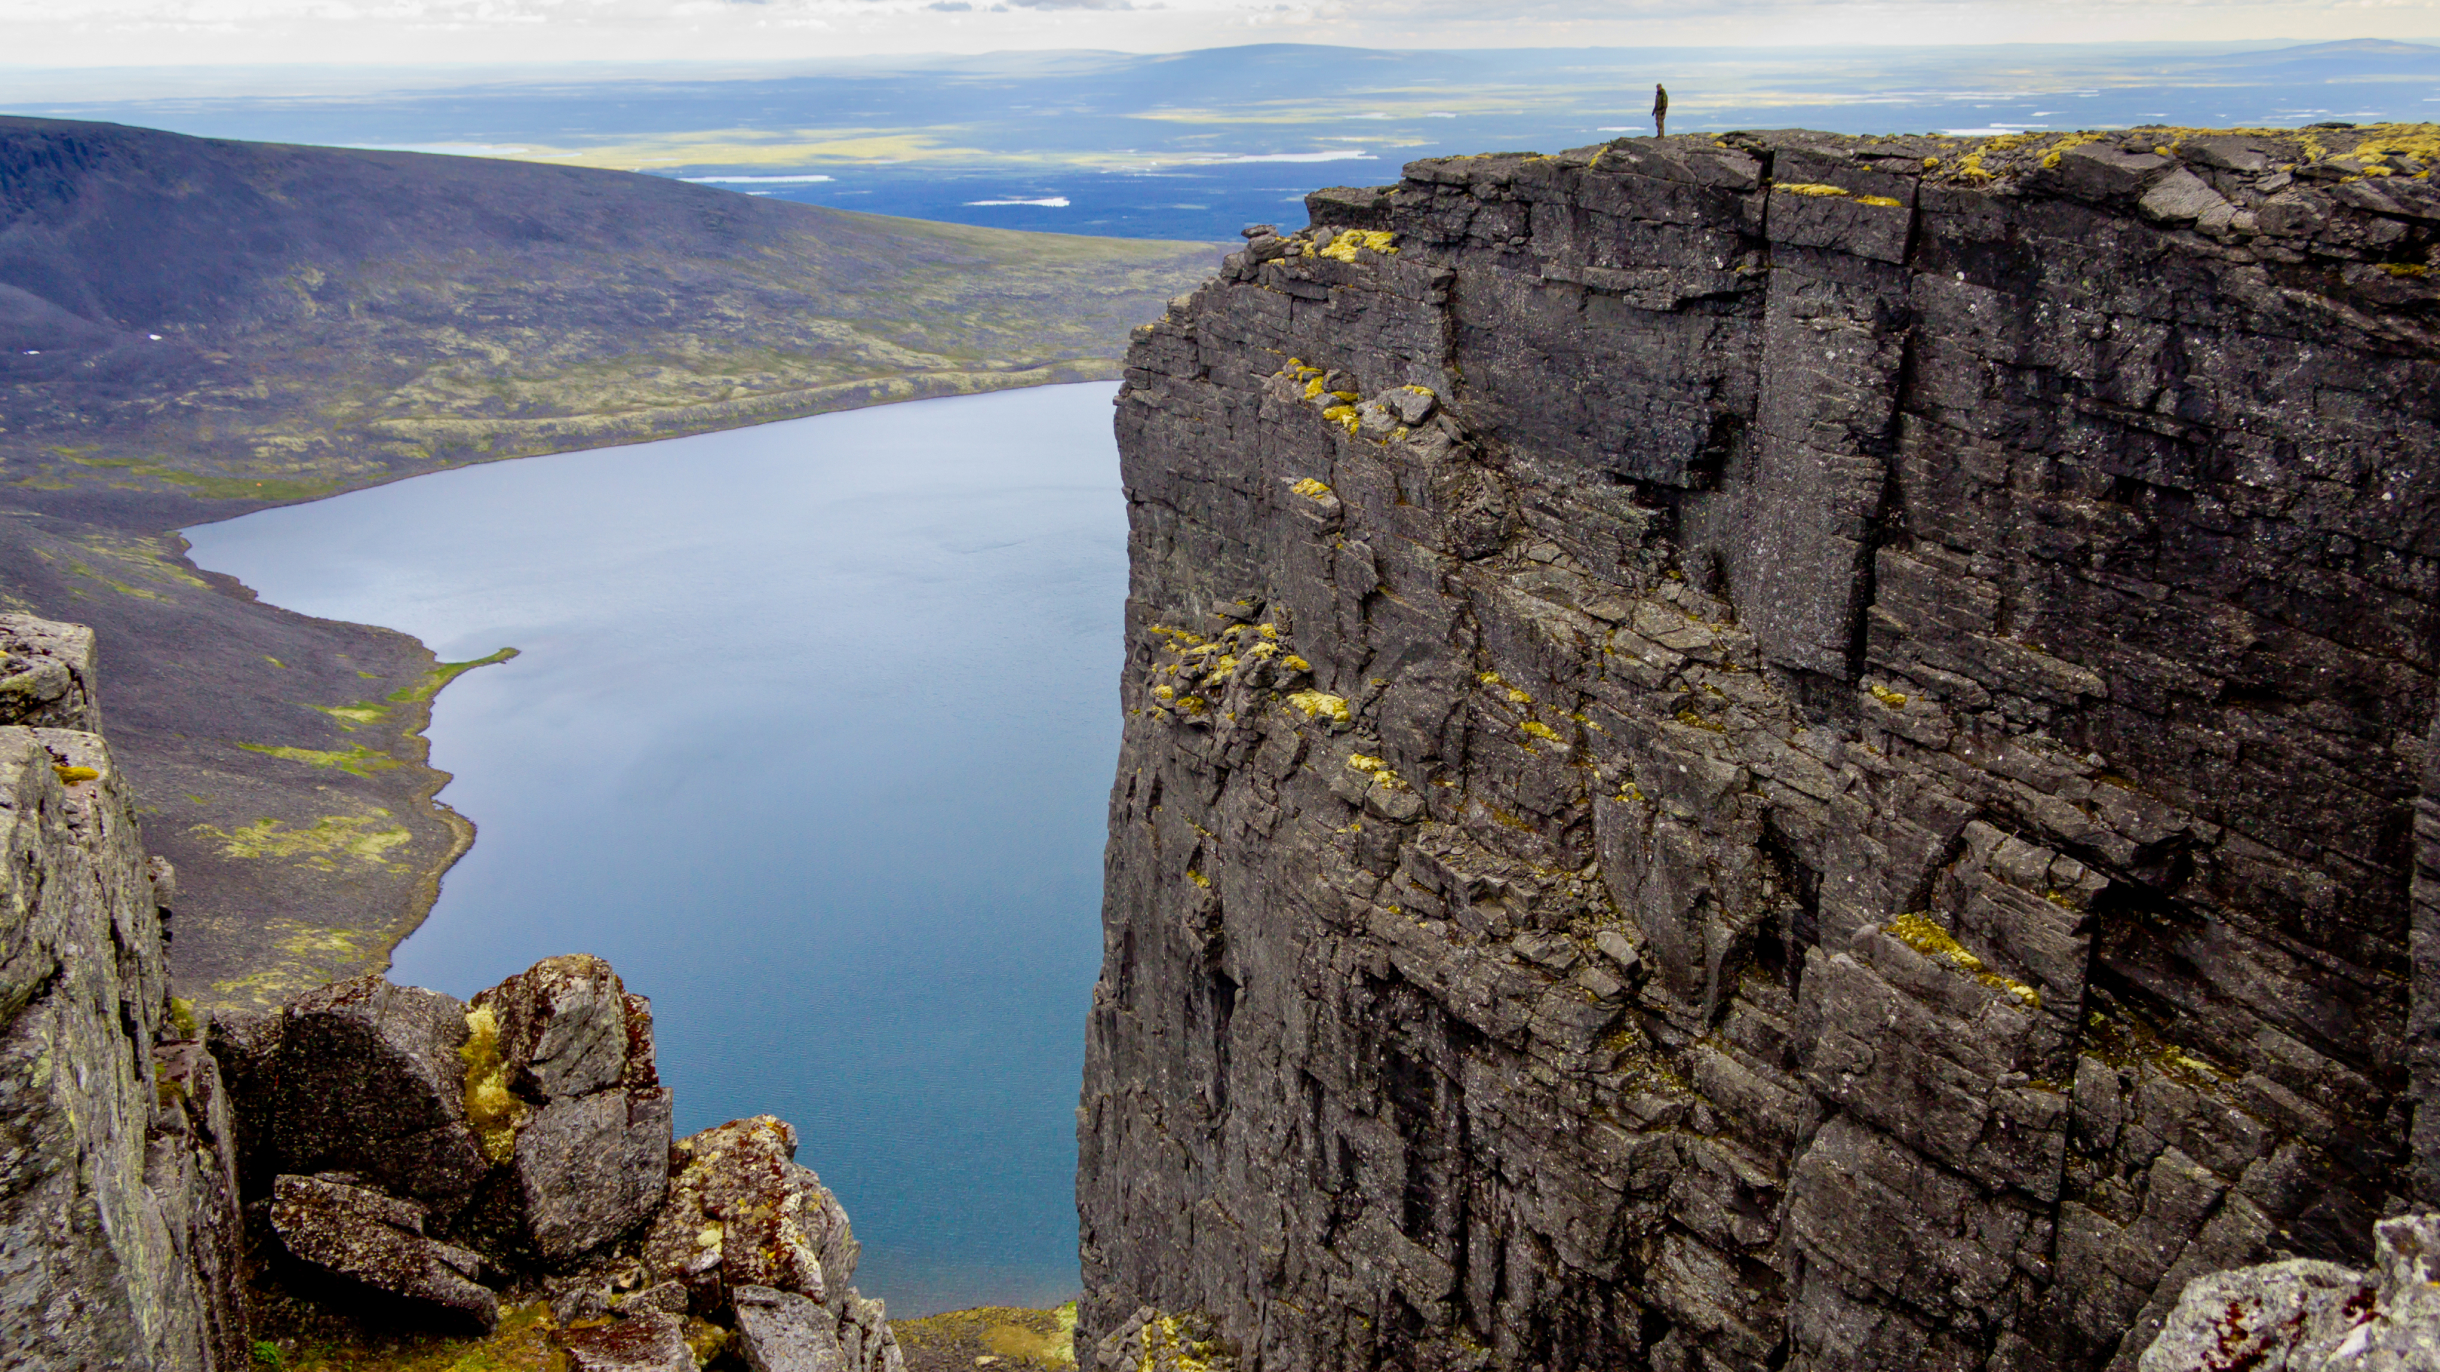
[0,115,1220,1005]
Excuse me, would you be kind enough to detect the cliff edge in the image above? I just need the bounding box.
[1079,126,2440,1370]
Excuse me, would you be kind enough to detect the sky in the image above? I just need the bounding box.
[1,0,2434,67]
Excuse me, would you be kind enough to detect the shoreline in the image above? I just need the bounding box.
[154,377,1114,1004]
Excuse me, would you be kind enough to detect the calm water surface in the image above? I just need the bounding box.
[182,383,1126,1317]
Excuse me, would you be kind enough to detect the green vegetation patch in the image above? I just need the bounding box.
[64,454,343,502]
[195,811,412,869]
[389,648,520,705]
[237,742,401,777]
[897,1303,1079,1370]
[312,702,391,729]
[210,918,395,1008]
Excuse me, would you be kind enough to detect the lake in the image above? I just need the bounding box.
[181,382,1127,1318]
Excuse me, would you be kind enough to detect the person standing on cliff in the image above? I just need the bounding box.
[1653,83,1669,137]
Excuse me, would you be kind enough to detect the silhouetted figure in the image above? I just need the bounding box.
[1654,84,1669,138]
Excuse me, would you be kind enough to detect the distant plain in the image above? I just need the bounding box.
[10,39,2439,241]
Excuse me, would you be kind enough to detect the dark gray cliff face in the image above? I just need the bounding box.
[1078,127,2440,1372]
[0,617,246,1370]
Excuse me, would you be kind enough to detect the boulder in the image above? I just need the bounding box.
[734,1286,846,1372]
[269,976,489,1203]
[0,615,99,729]
[641,1116,857,1306]
[460,955,670,1260]
[475,954,646,1100]
[269,1174,497,1331]
[2139,1213,2440,1371]
[637,1118,903,1372]
[561,1311,699,1372]
[513,1085,675,1259]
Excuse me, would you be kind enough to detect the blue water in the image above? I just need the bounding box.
[181,383,1126,1318]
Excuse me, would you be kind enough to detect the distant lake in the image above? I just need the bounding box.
[182,383,1126,1318]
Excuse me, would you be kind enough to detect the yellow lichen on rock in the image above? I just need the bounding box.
[1311,230,1398,262]
[459,1005,526,1165]
[1346,753,1405,788]
[1289,478,1333,500]
[1775,182,1853,198]
[1885,912,2040,1008]
[1868,683,1910,709]
[1140,1314,1232,1372]
[1286,691,1351,724]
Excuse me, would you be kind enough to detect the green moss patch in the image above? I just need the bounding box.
[194,811,412,869]
[388,648,520,705]
[897,1303,1078,1371]
[459,1005,526,1165]
[236,742,402,778]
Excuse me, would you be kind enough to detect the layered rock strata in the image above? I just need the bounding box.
[1079,127,2440,1370]
[0,613,246,1369]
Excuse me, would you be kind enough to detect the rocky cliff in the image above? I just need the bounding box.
[1078,125,2440,1371]
[0,609,900,1370]
[0,615,246,1369]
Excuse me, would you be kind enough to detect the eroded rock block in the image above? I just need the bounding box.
[561,1311,699,1372]
[642,1116,858,1306]
[459,954,670,1260]
[269,1174,497,1331]
[477,953,642,1099]
[638,1117,902,1372]
[270,976,489,1203]
[0,614,99,730]
[734,1286,846,1372]
[514,1085,675,1259]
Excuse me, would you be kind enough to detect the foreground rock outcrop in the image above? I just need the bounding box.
[1081,126,2440,1369]
[0,609,900,1369]
[220,956,904,1371]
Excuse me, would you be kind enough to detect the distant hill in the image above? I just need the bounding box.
[0,114,1220,1005]
[0,115,1219,523]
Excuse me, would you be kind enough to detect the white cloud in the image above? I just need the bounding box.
[1180,149,1379,164]
[0,0,2435,62]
